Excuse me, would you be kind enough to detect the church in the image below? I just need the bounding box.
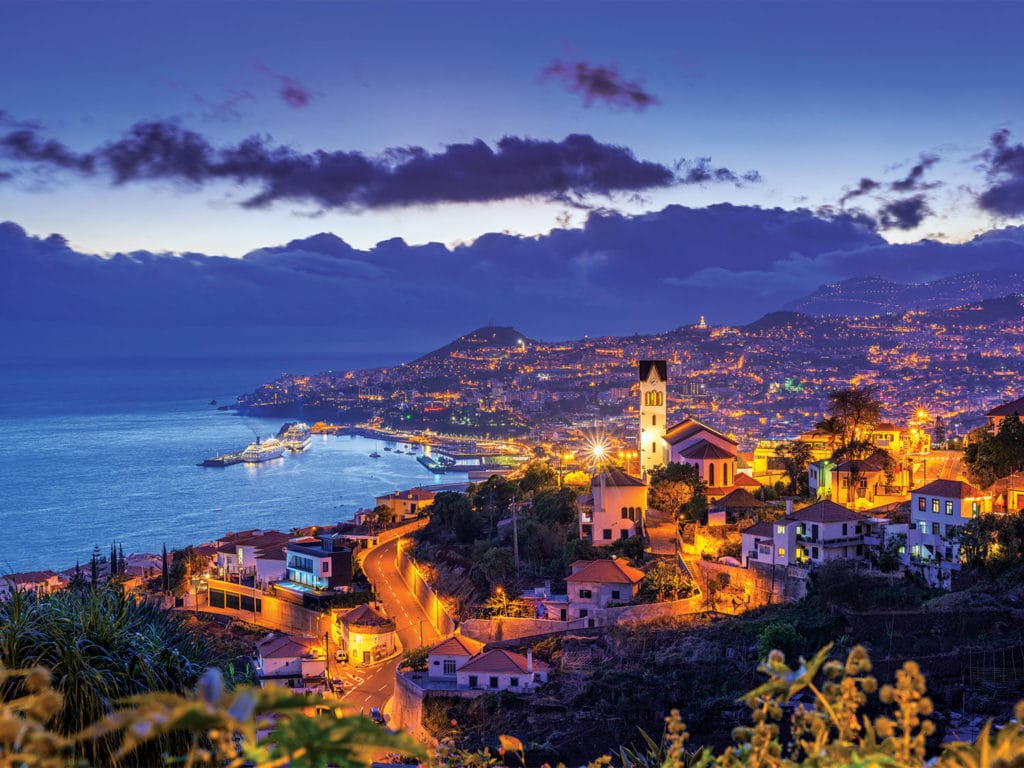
[637,359,755,499]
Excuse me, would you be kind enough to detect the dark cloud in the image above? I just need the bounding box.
[255,63,312,108]
[978,129,1024,216]
[0,120,758,210]
[676,157,761,185]
[890,153,940,193]
[839,177,880,207]
[877,195,931,230]
[542,58,658,110]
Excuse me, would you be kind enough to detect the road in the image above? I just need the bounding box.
[340,537,443,718]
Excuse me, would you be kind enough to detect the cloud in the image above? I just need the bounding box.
[890,153,940,193]
[255,62,312,108]
[977,129,1024,216]
[839,177,880,207]
[542,58,658,110]
[0,119,757,210]
[877,195,931,230]
[193,88,256,121]
[676,157,761,185]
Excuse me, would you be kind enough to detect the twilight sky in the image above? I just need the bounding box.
[3,1,1024,359]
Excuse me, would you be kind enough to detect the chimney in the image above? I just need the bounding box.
[785,498,794,515]
[527,648,533,673]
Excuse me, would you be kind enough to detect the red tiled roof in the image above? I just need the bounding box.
[663,418,738,447]
[785,500,864,524]
[256,634,318,659]
[458,649,549,675]
[711,488,767,509]
[593,469,646,488]
[429,634,485,657]
[743,521,775,539]
[913,479,985,499]
[377,488,436,501]
[2,570,60,585]
[341,604,395,631]
[566,558,644,584]
[680,439,734,460]
[987,396,1024,418]
[734,473,763,487]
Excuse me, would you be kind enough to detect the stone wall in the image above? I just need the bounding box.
[695,560,799,613]
[392,670,428,740]
[395,546,457,636]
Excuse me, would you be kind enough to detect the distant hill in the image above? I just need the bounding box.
[412,326,533,363]
[786,271,1024,317]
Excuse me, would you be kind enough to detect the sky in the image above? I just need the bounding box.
[3,1,1024,359]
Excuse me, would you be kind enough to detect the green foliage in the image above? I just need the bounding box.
[756,620,805,661]
[826,384,883,447]
[964,414,1024,489]
[169,545,208,596]
[531,488,577,526]
[774,441,813,496]
[955,512,1024,573]
[649,463,705,517]
[640,560,694,602]
[470,476,518,534]
[610,534,647,566]
[513,460,558,494]
[402,645,431,671]
[0,585,216,764]
[424,491,483,545]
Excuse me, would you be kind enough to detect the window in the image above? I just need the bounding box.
[842,523,848,536]
[856,545,863,555]
[580,609,589,618]
[776,525,785,535]
[443,659,456,674]
[777,548,785,557]
[469,675,478,688]
[579,589,592,599]
[652,415,657,426]
[931,522,940,535]
[812,547,819,559]
[611,590,621,600]
[602,529,612,540]
[621,507,628,519]
[932,499,939,513]
[489,677,499,689]
[972,501,980,517]
[945,501,954,516]
[709,463,715,486]
[917,497,926,512]
[621,529,629,540]
[510,676,519,687]
[322,561,330,573]
[918,521,928,534]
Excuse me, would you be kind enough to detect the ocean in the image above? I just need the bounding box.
[0,357,465,575]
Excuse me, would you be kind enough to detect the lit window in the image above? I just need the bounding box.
[777,548,785,557]
[945,501,953,516]
[443,659,456,674]
[776,525,785,534]
[932,499,939,513]
[972,501,980,516]
[917,497,925,512]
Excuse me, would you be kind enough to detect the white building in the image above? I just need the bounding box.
[564,557,645,623]
[578,469,648,544]
[663,418,739,494]
[638,360,668,476]
[454,649,549,692]
[426,634,486,680]
[741,500,872,568]
[907,479,993,567]
[255,634,326,692]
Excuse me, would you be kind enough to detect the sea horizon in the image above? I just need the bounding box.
[0,356,464,575]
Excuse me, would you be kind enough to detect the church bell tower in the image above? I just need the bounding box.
[638,360,667,477]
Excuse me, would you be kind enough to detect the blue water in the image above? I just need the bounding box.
[0,358,464,574]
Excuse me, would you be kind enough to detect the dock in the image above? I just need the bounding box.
[199,452,244,467]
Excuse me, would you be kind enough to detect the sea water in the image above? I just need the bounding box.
[0,358,464,574]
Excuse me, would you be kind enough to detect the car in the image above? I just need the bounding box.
[330,678,344,693]
[334,649,347,663]
[369,707,385,724]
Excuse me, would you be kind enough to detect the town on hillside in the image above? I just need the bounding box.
[6,361,1024,760]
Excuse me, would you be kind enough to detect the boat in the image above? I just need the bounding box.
[383,445,392,452]
[369,451,381,458]
[209,399,218,405]
[241,437,285,463]
[280,422,312,452]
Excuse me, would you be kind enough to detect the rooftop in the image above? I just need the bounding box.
[428,634,486,657]
[566,557,645,584]
[913,479,985,499]
[458,649,549,676]
[785,500,864,524]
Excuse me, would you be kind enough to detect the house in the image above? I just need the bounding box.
[578,469,647,544]
[282,533,353,592]
[986,395,1024,432]
[828,451,907,510]
[0,570,65,598]
[907,479,993,567]
[373,488,436,523]
[808,459,836,499]
[212,530,290,585]
[426,634,485,680]
[255,634,326,692]
[337,603,397,665]
[744,501,873,568]
[455,649,549,692]
[707,488,766,526]
[124,552,163,580]
[564,557,645,623]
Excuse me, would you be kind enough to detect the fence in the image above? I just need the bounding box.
[394,543,457,636]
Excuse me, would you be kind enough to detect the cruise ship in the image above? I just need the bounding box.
[241,436,285,463]
[281,422,312,452]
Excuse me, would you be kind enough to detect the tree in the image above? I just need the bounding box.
[757,620,805,661]
[640,560,693,602]
[0,584,216,765]
[964,414,1024,489]
[168,546,206,596]
[89,545,100,588]
[814,415,844,451]
[471,476,518,534]
[774,440,813,496]
[830,440,880,505]
[827,385,883,447]
[118,543,126,575]
[649,462,705,517]
[423,491,481,544]
[514,459,557,494]
[161,543,169,592]
[530,487,577,526]
[401,645,430,671]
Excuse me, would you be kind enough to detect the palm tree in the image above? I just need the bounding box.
[830,439,877,505]
[0,584,216,764]
[814,416,845,452]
